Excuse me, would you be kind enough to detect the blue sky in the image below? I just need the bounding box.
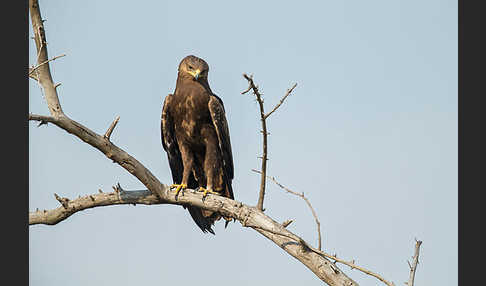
[29,1,457,285]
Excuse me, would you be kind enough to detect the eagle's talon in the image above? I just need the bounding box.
[198,187,220,198]
[170,183,187,197]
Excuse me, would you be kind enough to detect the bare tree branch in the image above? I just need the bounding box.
[253,169,322,251]
[30,187,160,225]
[406,239,423,286]
[242,74,298,212]
[242,73,269,211]
[29,0,64,117]
[104,116,120,140]
[264,83,297,119]
[282,219,294,228]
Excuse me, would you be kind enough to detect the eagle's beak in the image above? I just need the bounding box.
[190,69,201,80]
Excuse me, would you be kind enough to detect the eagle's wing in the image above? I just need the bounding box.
[208,94,234,189]
[161,94,183,184]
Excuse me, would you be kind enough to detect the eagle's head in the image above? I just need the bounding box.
[178,55,209,81]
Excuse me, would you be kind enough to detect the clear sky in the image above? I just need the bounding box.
[29,1,457,285]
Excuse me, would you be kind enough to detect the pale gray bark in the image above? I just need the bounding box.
[406,240,423,286]
[30,188,156,225]
[29,0,64,117]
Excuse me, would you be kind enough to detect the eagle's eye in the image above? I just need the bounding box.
[188,65,193,70]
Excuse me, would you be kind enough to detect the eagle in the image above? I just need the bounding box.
[161,55,234,234]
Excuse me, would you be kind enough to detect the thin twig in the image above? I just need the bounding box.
[253,169,322,251]
[406,239,423,286]
[29,53,66,78]
[265,83,297,119]
[241,84,252,95]
[104,116,120,140]
[282,219,294,228]
[242,73,268,211]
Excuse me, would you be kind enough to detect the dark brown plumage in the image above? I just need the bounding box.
[161,55,234,234]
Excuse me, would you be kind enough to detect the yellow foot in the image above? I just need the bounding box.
[198,187,221,198]
[170,183,187,196]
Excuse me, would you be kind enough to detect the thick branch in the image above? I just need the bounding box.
[242,73,268,211]
[30,187,161,225]
[30,183,358,286]
[29,0,64,117]
[406,239,422,286]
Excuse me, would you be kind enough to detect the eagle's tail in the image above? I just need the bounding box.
[180,174,217,234]
[185,178,234,234]
[186,206,217,235]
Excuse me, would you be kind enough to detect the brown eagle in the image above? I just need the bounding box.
[161,55,234,234]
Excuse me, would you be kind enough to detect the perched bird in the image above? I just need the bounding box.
[161,55,234,234]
